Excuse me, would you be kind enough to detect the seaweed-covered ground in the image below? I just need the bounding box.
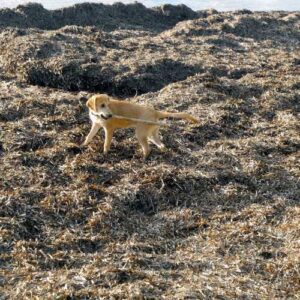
[0,3,299,299]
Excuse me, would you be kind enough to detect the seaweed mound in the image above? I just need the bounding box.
[0,6,300,299]
[223,14,300,39]
[0,2,198,31]
[1,10,298,96]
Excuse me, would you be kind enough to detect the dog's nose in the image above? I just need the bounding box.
[108,114,113,118]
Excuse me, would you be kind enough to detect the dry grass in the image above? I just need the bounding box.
[0,5,299,299]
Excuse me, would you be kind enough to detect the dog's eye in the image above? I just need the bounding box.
[101,104,105,108]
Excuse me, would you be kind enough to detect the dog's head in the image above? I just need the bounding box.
[86,94,113,120]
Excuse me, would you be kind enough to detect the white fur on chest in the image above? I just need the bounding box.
[89,110,104,125]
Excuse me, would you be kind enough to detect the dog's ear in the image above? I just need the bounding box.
[86,96,96,111]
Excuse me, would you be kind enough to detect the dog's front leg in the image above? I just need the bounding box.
[82,122,101,146]
[103,127,114,154]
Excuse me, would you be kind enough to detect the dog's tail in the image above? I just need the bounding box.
[157,111,199,124]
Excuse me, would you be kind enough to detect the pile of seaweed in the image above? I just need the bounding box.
[0,2,198,31]
[0,3,299,299]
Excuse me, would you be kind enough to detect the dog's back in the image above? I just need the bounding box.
[109,100,157,122]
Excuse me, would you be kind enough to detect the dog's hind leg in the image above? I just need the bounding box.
[148,127,166,150]
[136,126,151,159]
[83,123,101,146]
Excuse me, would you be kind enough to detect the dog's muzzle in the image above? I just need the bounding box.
[100,114,113,120]
[90,111,113,120]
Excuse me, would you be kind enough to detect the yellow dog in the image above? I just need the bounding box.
[83,94,199,158]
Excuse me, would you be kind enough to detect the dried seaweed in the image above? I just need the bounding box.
[0,4,299,300]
